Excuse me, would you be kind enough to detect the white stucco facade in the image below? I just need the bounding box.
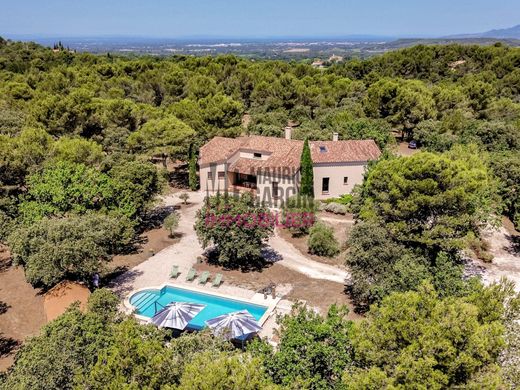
[200,160,368,205]
[198,135,379,206]
[312,162,368,200]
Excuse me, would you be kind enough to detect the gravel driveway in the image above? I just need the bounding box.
[112,191,349,297]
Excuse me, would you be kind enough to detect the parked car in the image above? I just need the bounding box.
[408,140,417,149]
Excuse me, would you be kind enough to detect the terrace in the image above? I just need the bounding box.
[228,172,257,195]
[110,190,352,345]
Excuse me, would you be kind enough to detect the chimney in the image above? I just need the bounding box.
[332,132,339,141]
[284,126,292,140]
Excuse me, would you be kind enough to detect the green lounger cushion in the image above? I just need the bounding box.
[199,271,210,284]
[212,273,223,287]
[186,268,196,281]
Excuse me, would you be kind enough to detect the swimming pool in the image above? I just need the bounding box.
[129,285,268,329]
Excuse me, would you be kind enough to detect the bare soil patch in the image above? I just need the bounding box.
[477,217,520,291]
[503,217,520,238]
[43,281,90,322]
[316,211,354,222]
[193,261,360,319]
[0,247,46,372]
[0,216,181,372]
[242,113,251,129]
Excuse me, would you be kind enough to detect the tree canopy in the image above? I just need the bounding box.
[299,138,314,197]
[8,213,133,287]
[1,38,520,389]
[2,271,518,390]
[344,282,517,389]
[194,192,274,266]
[359,146,499,252]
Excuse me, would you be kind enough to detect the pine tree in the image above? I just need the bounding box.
[188,144,198,191]
[299,138,314,197]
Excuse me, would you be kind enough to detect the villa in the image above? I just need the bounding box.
[199,128,381,206]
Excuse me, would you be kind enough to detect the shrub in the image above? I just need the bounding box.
[322,194,353,206]
[179,192,190,204]
[324,202,348,215]
[87,288,121,322]
[489,152,520,231]
[308,222,340,257]
[163,211,180,237]
[344,281,516,389]
[251,304,352,389]
[0,196,18,242]
[178,351,276,389]
[345,221,466,311]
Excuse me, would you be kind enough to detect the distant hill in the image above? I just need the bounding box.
[3,33,519,59]
[448,24,520,39]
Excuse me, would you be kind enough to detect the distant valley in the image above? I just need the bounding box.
[4,24,520,59]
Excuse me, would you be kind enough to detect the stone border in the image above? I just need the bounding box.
[124,282,281,326]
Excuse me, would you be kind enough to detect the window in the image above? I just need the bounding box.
[319,146,327,153]
[272,182,279,198]
[218,171,225,179]
[322,177,330,194]
[343,176,348,185]
[253,152,262,159]
[207,171,213,180]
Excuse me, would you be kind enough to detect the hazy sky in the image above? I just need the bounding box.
[1,0,519,38]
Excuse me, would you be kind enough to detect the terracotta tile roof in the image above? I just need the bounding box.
[199,136,380,170]
[228,158,266,175]
[199,136,303,170]
[310,140,381,163]
[199,136,244,165]
[242,136,303,169]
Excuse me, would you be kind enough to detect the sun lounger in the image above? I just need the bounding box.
[212,273,223,287]
[170,265,179,278]
[185,268,196,281]
[199,271,210,284]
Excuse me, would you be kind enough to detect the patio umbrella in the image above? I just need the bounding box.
[151,301,205,330]
[205,310,262,340]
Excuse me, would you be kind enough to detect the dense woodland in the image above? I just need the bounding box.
[1,38,520,388]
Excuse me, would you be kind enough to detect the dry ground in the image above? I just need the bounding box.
[108,227,179,278]
[194,209,358,317]
[0,249,46,371]
[43,282,91,322]
[479,217,520,291]
[0,222,176,372]
[193,261,360,319]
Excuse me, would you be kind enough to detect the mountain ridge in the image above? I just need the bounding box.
[448,24,520,39]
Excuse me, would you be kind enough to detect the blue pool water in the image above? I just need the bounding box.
[129,286,268,329]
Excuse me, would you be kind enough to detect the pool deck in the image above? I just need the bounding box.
[111,191,302,343]
[124,282,281,327]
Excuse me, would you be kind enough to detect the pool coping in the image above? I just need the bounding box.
[124,282,281,327]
